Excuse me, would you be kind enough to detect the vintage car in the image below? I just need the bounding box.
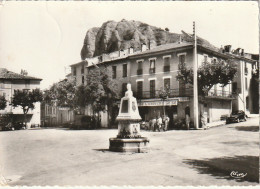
[226,110,247,124]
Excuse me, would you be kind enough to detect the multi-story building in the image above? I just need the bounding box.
[0,68,42,127]
[70,40,258,129]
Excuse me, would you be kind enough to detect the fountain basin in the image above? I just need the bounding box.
[109,137,149,153]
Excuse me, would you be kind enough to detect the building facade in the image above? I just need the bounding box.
[70,41,258,128]
[0,68,42,127]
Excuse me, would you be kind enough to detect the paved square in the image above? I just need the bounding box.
[0,117,258,186]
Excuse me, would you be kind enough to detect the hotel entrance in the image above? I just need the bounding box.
[138,99,178,130]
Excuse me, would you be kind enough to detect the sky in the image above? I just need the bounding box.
[0,1,258,90]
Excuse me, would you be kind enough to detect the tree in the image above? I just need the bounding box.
[0,95,7,110]
[176,58,237,96]
[85,67,119,126]
[46,79,76,108]
[158,85,171,116]
[10,89,43,125]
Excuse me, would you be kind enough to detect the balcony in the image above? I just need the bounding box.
[132,88,233,100]
[207,90,233,99]
[133,88,193,99]
[149,68,156,74]
[163,65,170,72]
[137,69,143,75]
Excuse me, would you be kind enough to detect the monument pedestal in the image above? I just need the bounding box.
[109,84,149,153]
[109,137,149,153]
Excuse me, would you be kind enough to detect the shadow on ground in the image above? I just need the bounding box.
[184,156,259,183]
[234,126,259,132]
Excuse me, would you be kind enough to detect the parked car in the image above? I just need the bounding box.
[13,122,26,130]
[226,110,247,124]
[0,122,14,131]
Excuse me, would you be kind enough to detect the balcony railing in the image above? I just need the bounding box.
[132,88,233,100]
[134,88,193,99]
[137,69,143,75]
[163,65,170,72]
[207,90,233,98]
[149,68,156,74]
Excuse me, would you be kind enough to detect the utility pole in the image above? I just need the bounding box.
[193,22,199,129]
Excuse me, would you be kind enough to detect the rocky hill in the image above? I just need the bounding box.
[80,19,218,60]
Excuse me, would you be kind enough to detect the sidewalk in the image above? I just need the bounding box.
[206,120,226,128]
[247,114,259,118]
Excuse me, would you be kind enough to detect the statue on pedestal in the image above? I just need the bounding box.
[109,83,149,153]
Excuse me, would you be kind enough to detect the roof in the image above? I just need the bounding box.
[0,68,42,81]
[129,42,193,58]
[73,41,257,68]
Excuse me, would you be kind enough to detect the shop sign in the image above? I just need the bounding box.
[138,99,178,107]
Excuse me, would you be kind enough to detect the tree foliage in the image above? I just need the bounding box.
[44,79,76,108]
[10,89,43,118]
[0,95,7,110]
[85,67,119,114]
[176,58,237,96]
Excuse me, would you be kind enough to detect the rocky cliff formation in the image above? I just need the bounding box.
[80,19,217,60]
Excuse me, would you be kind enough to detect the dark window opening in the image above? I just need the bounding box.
[149,59,156,74]
[137,81,143,98]
[232,82,237,93]
[178,54,185,69]
[137,61,143,75]
[150,80,155,98]
[112,66,117,79]
[164,57,170,72]
[123,64,127,77]
[164,78,170,89]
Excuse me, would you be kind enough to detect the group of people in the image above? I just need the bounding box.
[146,115,170,132]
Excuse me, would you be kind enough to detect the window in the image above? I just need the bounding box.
[164,57,170,72]
[122,83,127,96]
[112,66,117,79]
[73,68,76,76]
[82,76,85,84]
[137,61,143,75]
[204,55,208,62]
[232,82,237,93]
[123,64,127,77]
[81,65,84,74]
[244,64,248,75]
[149,59,156,74]
[245,77,248,90]
[178,54,185,68]
[213,58,217,63]
[164,78,170,89]
[137,81,143,98]
[150,80,155,98]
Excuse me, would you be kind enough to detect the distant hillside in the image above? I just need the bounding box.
[80,19,218,60]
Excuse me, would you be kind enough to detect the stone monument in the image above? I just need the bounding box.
[109,83,149,152]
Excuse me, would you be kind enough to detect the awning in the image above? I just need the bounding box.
[138,99,178,107]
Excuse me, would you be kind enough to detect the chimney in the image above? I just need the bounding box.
[178,35,183,44]
[224,45,232,53]
[241,49,244,56]
[148,40,156,50]
[20,69,28,76]
[219,45,225,53]
[141,43,147,52]
[128,46,134,54]
[119,49,124,57]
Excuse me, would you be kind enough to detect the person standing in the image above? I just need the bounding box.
[185,105,190,130]
[155,116,162,132]
[163,115,170,131]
